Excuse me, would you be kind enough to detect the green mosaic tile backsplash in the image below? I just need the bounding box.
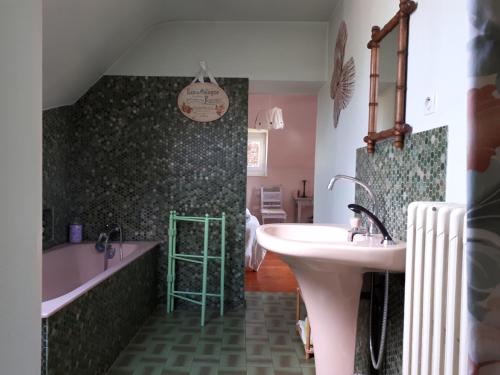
[354,126,448,375]
[355,126,448,241]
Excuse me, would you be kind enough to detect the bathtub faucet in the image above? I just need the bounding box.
[106,223,124,261]
[95,224,124,262]
[95,232,109,252]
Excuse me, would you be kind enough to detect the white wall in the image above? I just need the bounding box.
[314,0,468,224]
[0,1,42,373]
[107,21,328,85]
[406,0,468,203]
[43,0,162,109]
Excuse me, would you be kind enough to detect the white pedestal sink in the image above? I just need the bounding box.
[256,224,405,375]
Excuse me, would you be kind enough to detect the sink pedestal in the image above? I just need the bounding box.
[255,224,405,375]
[283,256,363,375]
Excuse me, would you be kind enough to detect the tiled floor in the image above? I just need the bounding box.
[108,292,315,375]
[245,253,298,292]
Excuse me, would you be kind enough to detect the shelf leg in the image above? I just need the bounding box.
[220,213,226,317]
[169,212,177,313]
[201,214,209,326]
[167,211,173,313]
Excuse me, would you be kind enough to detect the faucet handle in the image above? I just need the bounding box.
[347,227,367,242]
[347,203,393,244]
[350,216,362,230]
[95,232,108,253]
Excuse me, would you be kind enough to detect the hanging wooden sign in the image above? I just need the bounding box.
[178,82,229,122]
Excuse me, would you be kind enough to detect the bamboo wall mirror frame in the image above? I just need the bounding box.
[364,0,417,154]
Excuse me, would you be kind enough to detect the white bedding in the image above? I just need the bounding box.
[245,209,266,271]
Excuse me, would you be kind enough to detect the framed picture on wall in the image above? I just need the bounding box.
[247,129,268,176]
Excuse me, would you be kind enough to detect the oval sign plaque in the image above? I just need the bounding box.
[178,82,229,122]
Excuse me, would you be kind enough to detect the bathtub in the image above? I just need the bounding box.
[41,241,159,375]
[42,241,158,317]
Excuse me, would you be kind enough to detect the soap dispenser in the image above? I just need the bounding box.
[69,219,83,244]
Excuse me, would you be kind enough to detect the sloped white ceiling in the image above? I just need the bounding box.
[43,0,339,109]
[153,0,338,22]
[43,0,161,108]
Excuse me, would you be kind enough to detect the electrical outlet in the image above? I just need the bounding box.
[424,92,437,115]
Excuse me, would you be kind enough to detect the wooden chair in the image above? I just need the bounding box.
[260,186,287,224]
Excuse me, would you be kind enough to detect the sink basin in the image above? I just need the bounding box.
[256,223,406,375]
[257,223,405,272]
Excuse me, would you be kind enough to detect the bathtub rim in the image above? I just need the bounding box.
[41,240,160,318]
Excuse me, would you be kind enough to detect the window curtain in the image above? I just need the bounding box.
[467,0,500,373]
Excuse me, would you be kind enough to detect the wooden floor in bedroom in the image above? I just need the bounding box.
[245,252,298,292]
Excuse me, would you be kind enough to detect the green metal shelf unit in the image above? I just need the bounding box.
[166,211,226,326]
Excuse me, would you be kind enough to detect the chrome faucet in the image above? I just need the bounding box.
[106,223,124,261]
[95,224,124,267]
[348,204,394,245]
[327,175,378,236]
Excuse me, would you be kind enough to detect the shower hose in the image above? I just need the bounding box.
[369,271,389,370]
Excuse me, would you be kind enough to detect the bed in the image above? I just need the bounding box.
[245,208,267,271]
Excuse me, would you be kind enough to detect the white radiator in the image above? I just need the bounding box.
[402,202,467,375]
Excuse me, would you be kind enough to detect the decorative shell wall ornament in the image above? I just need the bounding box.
[330,21,356,128]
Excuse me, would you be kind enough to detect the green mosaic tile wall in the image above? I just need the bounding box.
[43,76,248,309]
[354,126,448,375]
[43,106,75,249]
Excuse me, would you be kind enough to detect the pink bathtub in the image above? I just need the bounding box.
[42,241,159,318]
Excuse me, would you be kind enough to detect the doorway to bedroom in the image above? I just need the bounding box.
[244,93,318,292]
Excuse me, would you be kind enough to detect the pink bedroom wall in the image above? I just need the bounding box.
[246,94,317,222]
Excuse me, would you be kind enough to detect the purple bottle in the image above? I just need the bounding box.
[69,220,83,243]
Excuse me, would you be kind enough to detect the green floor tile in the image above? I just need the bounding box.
[161,370,189,375]
[219,351,246,368]
[301,367,316,375]
[218,369,247,375]
[189,363,218,375]
[222,333,245,346]
[298,357,315,368]
[194,341,221,358]
[269,333,294,347]
[247,367,276,375]
[271,353,302,369]
[246,324,269,339]
[132,364,164,375]
[274,370,303,375]
[107,293,315,375]
[246,340,272,359]
[164,353,194,369]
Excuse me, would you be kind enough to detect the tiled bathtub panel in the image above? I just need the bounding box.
[41,319,48,375]
[43,247,158,375]
[354,126,448,375]
[43,106,75,249]
[43,76,248,309]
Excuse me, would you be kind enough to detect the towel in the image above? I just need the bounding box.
[296,317,314,345]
